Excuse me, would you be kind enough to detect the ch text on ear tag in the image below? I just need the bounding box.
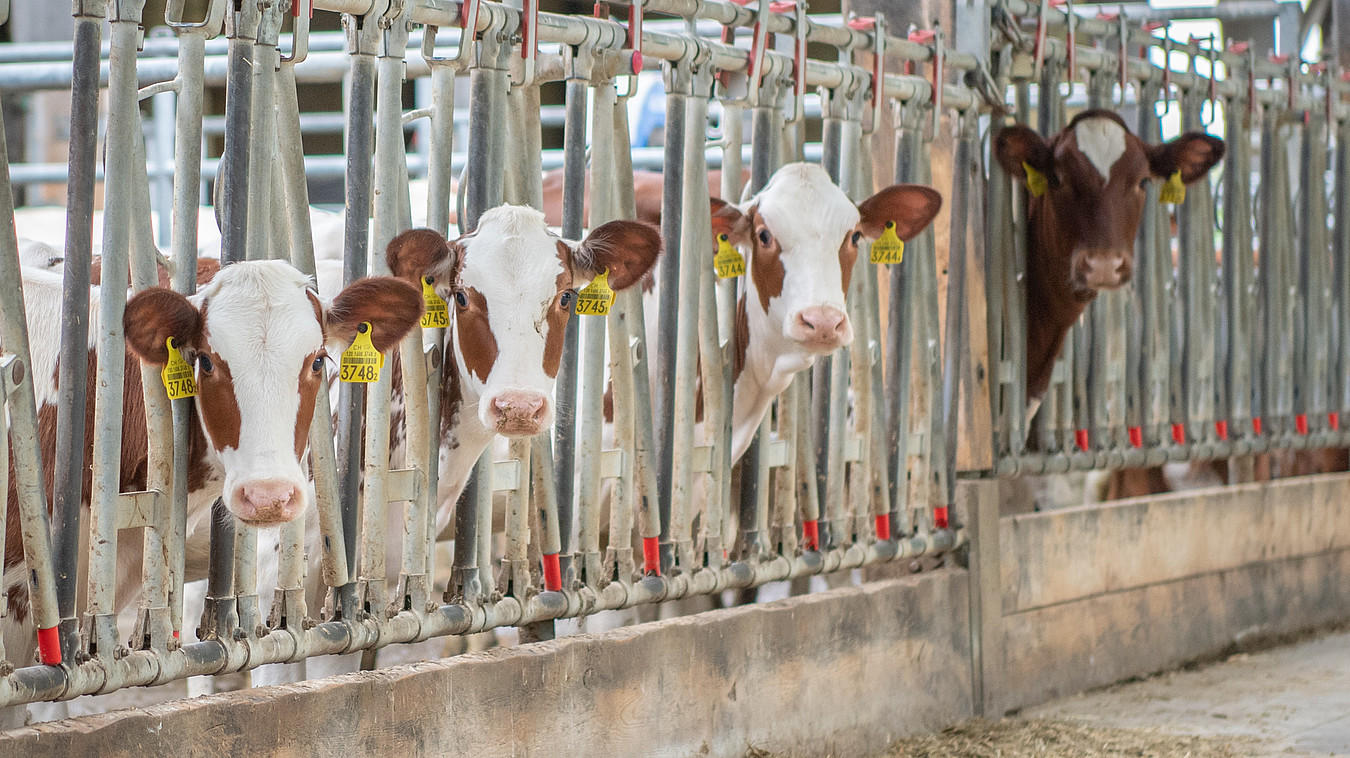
[713,233,746,279]
[869,221,905,265]
[161,337,197,400]
[1022,161,1048,197]
[1159,170,1186,204]
[576,269,616,316]
[340,322,385,383]
[421,276,449,329]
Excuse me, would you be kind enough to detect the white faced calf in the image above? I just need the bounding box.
[707,162,943,460]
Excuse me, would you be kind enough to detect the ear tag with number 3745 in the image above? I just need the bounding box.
[576,269,616,316]
[869,221,905,265]
[340,322,385,383]
[421,276,449,328]
[714,233,746,278]
[161,337,197,400]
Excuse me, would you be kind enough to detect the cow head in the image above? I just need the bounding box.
[125,260,422,525]
[387,208,662,437]
[710,162,941,364]
[994,110,1224,299]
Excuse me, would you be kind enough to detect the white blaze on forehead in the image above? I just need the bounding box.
[1074,118,1127,179]
[194,261,321,489]
[749,163,858,312]
[457,206,565,413]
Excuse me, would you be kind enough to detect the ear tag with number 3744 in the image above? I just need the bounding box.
[714,233,746,278]
[869,221,905,265]
[340,322,385,383]
[161,337,197,400]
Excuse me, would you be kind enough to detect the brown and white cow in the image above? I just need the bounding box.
[703,162,943,461]
[992,109,1224,407]
[385,206,662,525]
[4,260,422,666]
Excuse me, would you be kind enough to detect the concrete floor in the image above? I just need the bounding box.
[1025,629,1350,757]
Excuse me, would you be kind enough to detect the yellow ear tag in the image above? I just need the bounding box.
[420,276,449,329]
[713,233,746,279]
[576,269,616,316]
[1022,161,1049,198]
[1159,170,1186,204]
[869,221,905,265]
[160,337,197,400]
[339,322,385,383]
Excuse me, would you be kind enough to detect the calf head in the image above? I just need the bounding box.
[388,208,662,437]
[125,260,422,525]
[710,162,941,365]
[994,110,1224,300]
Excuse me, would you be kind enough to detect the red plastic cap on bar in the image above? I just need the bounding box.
[1128,426,1143,448]
[1296,414,1309,435]
[1142,20,1166,31]
[1330,412,1340,431]
[874,514,891,542]
[1215,420,1229,440]
[1075,429,1089,452]
[933,507,949,529]
[1253,417,1263,436]
[37,626,61,666]
[630,51,643,74]
[1171,423,1186,444]
[908,29,935,43]
[1228,41,1250,54]
[542,553,562,592]
[802,520,820,551]
[768,1,795,11]
[847,16,876,30]
[173,630,180,640]
[641,536,661,576]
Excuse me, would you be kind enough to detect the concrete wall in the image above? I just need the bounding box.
[2,570,975,758]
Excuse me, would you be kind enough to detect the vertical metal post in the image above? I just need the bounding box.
[51,2,105,662]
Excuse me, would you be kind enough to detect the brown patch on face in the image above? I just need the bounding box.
[543,264,574,379]
[295,350,324,457]
[747,207,785,313]
[733,295,750,382]
[455,286,498,383]
[197,347,242,451]
[838,230,860,294]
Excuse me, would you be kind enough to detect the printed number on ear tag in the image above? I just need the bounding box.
[421,276,449,329]
[576,269,616,316]
[869,221,905,265]
[340,322,385,383]
[1159,170,1186,204]
[714,233,746,279]
[161,337,197,400]
[1022,161,1049,198]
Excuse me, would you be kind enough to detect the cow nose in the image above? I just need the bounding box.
[1082,252,1129,288]
[489,391,550,434]
[794,306,849,345]
[234,480,304,525]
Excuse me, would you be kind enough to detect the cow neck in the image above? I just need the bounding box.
[437,323,495,508]
[728,292,813,462]
[1024,193,1097,401]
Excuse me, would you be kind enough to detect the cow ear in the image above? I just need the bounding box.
[710,197,751,248]
[324,277,424,352]
[857,184,943,242]
[386,227,460,287]
[993,124,1054,184]
[124,288,203,364]
[571,220,663,291]
[1148,132,1225,184]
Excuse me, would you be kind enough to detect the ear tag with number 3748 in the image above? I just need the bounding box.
[161,337,197,400]
[869,221,905,265]
[576,269,616,316]
[714,233,746,278]
[340,322,384,383]
[1159,170,1186,204]
[421,276,449,328]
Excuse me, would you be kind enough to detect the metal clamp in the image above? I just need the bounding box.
[1032,0,1049,80]
[165,0,227,35]
[745,0,771,106]
[513,0,540,86]
[847,13,886,135]
[281,0,313,64]
[344,0,389,57]
[908,27,942,136]
[421,0,480,69]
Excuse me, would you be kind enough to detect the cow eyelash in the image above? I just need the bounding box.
[197,354,214,374]
[1138,177,1150,190]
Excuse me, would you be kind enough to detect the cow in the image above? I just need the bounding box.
[992,109,1224,410]
[3,260,423,678]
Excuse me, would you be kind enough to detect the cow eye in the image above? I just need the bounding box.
[757,228,773,247]
[311,354,326,373]
[198,354,214,374]
[1138,177,1150,190]
[454,290,469,308]
[560,291,574,310]
[851,230,863,246]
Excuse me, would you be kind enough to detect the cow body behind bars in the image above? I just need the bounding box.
[3,260,421,672]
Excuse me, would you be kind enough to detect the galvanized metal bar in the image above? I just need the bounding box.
[654,65,687,573]
[1300,112,1332,436]
[1179,86,1218,447]
[1223,87,1255,438]
[423,63,457,235]
[1136,81,1172,447]
[244,3,284,261]
[50,4,105,662]
[1336,118,1350,422]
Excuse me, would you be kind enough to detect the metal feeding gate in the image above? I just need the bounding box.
[0,0,1341,717]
